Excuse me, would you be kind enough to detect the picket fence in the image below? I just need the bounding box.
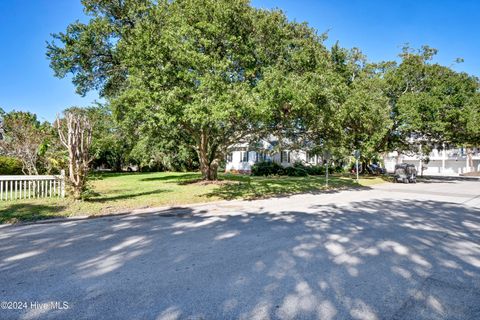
[0,171,65,201]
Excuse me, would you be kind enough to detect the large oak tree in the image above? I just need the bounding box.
[49,0,335,180]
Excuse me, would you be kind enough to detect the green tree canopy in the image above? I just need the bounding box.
[385,46,479,155]
[47,1,480,176]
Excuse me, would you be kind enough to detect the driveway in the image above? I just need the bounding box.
[1,179,479,320]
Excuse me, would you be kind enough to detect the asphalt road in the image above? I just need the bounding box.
[1,178,479,320]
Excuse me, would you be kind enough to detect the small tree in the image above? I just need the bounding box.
[0,110,49,175]
[57,110,93,200]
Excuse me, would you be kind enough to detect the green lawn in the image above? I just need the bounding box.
[0,172,386,224]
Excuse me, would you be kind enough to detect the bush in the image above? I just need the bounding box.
[0,156,23,175]
[293,162,325,175]
[333,165,345,173]
[307,165,325,175]
[252,161,315,177]
[293,161,307,169]
[292,162,311,174]
[277,167,285,176]
[251,161,283,176]
[284,166,308,177]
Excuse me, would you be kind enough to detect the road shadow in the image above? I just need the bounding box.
[208,178,370,200]
[1,199,479,319]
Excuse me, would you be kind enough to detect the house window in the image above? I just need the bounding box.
[226,153,233,162]
[241,151,249,162]
[307,152,315,163]
[258,152,266,162]
[281,151,290,163]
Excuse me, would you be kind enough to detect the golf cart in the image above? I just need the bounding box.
[394,163,417,183]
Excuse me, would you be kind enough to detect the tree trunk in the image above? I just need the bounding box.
[113,158,122,172]
[198,149,219,180]
[72,186,83,201]
[57,111,92,200]
[197,131,219,180]
[202,162,219,180]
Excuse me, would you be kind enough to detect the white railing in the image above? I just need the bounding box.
[0,171,65,201]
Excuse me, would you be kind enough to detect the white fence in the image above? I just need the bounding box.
[0,172,65,201]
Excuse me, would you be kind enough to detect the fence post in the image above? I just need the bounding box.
[60,170,66,198]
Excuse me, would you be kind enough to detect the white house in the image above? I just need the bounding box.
[383,146,480,176]
[225,139,323,173]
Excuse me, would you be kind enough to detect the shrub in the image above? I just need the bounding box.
[284,166,308,177]
[0,156,23,175]
[293,161,307,169]
[277,167,285,176]
[251,161,283,176]
[292,162,312,175]
[305,163,345,175]
[306,165,325,175]
[252,161,312,177]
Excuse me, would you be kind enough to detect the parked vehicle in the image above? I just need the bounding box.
[366,163,386,175]
[351,163,386,175]
[122,165,139,172]
[394,163,417,183]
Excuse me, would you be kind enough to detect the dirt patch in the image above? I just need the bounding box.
[179,179,239,186]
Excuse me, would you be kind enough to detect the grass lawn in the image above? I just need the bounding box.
[0,172,386,224]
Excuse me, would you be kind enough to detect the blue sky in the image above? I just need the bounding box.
[1,0,479,122]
